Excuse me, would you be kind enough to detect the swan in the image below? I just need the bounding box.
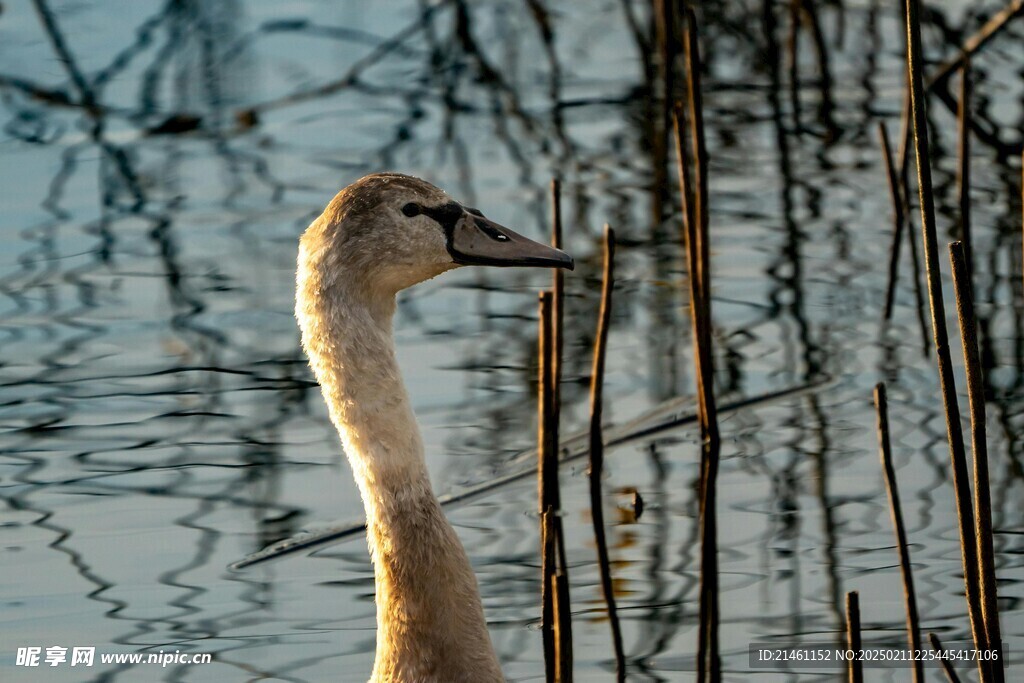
[295,173,574,682]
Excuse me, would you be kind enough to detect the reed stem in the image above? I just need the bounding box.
[903,4,989,677]
[950,241,1003,683]
[548,180,573,674]
[894,47,930,355]
[681,9,720,681]
[874,383,923,683]
[551,178,565,446]
[845,591,862,683]
[538,292,556,683]
[958,64,972,278]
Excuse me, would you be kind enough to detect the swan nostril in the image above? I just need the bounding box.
[401,202,421,217]
[476,220,510,242]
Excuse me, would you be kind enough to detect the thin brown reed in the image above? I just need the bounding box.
[950,241,1004,683]
[551,178,565,445]
[845,591,862,683]
[958,64,972,276]
[685,14,712,368]
[928,633,964,683]
[587,225,625,681]
[874,383,923,683]
[538,292,556,683]
[893,46,930,355]
[548,180,574,672]
[549,571,562,682]
[541,505,557,682]
[896,72,911,177]
[903,3,989,678]
[681,9,720,681]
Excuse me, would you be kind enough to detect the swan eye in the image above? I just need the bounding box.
[402,203,421,217]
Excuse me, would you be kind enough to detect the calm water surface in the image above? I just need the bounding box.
[2,1,1023,681]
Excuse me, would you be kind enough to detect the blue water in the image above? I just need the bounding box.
[1,1,1022,681]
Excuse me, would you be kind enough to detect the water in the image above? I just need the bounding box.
[1,1,1022,681]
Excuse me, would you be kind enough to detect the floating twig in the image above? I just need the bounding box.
[587,225,625,681]
[874,384,923,683]
[950,241,1004,683]
[903,3,989,677]
[846,591,863,683]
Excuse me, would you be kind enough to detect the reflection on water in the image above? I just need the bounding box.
[1,0,1022,681]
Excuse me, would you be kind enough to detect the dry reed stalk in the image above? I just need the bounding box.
[846,591,862,683]
[893,22,930,356]
[551,178,565,448]
[897,73,912,183]
[538,292,556,683]
[903,3,990,677]
[548,180,574,671]
[681,9,720,681]
[892,83,933,358]
[549,571,561,682]
[874,383,923,683]
[928,633,964,683]
[685,13,712,372]
[950,241,1004,683]
[588,225,625,681]
[958,64,972,276]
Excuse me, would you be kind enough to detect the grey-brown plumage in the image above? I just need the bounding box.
[295,173,571,682]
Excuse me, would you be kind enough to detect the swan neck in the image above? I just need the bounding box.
[296,261,502,681]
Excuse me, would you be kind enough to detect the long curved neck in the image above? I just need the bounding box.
[297,270,502,682]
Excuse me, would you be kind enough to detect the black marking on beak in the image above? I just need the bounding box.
[411,201,574,270]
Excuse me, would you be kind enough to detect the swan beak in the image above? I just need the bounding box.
[448,214,575,270]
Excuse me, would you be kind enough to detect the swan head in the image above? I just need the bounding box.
[300,173,574,298]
